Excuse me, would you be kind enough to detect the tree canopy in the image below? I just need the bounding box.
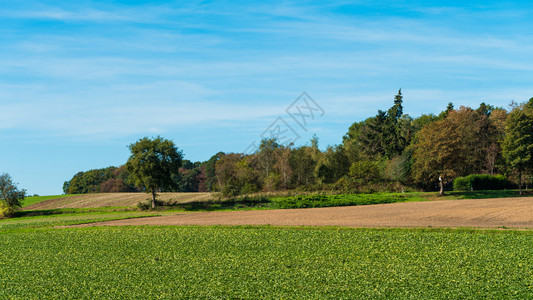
[64,92,533,197]
[0,173,26,218]
[502,105,533,194]
[126,136,183,208]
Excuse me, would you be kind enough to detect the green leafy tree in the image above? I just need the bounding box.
[256,138,280,180]
[317,145,350,183]
[205,152,224,192]
[502,106,533,194]
[438,102,454,119]
[275,145,293,189]
[215,153,260,196]
[345,90,412,160]
[358,111,387,158]
[349,160,382,185]
[290,147,317,186]
[64,166,136,194]
[486,108,508,175]
[126,136,183,208]
[0,173,26,218]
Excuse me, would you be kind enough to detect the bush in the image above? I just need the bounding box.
[136,199,165,210]
[271,193,406,209]
[0,202,18,218]
[222,178,241,197]
[453,176,471,191]
[240,183,260,195]
[137,201,151,210]
[453,174,509,191]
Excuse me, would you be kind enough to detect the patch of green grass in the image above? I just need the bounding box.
[22,194,78,207]
[0,226,531,298]
[18,206,138,217]
[0,211,161,231]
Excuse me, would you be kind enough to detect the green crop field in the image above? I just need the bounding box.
[0,226,531,299]
[0,211,163,231]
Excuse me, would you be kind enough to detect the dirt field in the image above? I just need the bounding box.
[78,197,533,229]
[24,193,213,210]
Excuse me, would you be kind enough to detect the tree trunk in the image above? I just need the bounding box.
[151,190,157,209]
[439,176,444,196]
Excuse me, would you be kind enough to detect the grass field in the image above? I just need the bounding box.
[0,226,531,299]
[0,210,165,231]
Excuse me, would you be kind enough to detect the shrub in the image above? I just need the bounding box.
[453,176,471,191]
[271,193,406,209]
[240,183,260,195]
[137,199,165,210]
[349,160,383,184]
[222,178,241,197]
[137,201,151,211]
[453,174,509,191]
[0,202,18,218]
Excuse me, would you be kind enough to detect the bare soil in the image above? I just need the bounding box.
[24,193,213,210]
[76,197,533,229]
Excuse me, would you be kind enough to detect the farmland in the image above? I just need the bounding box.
[2,193,531,298]
[0,226,531,299]
[21,190,533,211]
[90,197,533,229]
[23,192,213,210]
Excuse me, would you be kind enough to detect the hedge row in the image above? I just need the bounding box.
[453,174,510,191]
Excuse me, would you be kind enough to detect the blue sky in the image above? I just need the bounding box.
[1,1,533,195]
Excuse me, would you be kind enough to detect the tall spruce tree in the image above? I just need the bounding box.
[384,89,405,158]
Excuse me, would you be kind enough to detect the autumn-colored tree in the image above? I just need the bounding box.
[100,178,129,193]
[412,105,507,194]
[412,114,462,195]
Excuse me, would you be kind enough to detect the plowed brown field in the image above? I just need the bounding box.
[74,197,533,229]
[24,193,213,210]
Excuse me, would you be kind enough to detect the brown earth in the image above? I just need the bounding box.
[75,197,533,229]
[24,192,213,210]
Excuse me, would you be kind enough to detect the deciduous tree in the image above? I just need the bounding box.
[502,106,533,194]
[126,136,183,208]
[0,173,26,218]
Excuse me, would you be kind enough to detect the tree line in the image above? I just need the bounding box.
[63,90,533,196]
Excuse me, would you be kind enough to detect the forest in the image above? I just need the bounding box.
[63,90,533,196]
